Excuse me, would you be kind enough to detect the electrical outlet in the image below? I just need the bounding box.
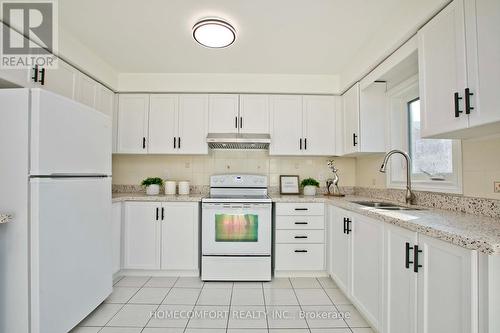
[494,181,500,193]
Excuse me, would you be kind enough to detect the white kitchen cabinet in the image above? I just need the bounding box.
[419,0,500,139]
[417,234,478,333]
[303,95,336,155]
[0,23,35,88]
[76,73,98,108]
[342,82,387,155]
[123,202,161,270]
[177,94,209,154]
[384,224,418,333]
[270,95,303,155]
[239,94,270,134]
[43,60,79,100]
[161,203,199,271]
[350,214,384,330]
[330,207,351,293]
[111,202,122,275]
[117,94,149,153]
[148,94,178,154]
[208,94,239,133]
[96,84,115,117]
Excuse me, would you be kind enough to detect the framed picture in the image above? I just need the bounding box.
[280,175,300,195]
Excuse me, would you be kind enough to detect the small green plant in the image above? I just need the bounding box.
[141,177,164,187]
[300,178,320,187]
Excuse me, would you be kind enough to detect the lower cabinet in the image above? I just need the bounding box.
[123,201,199,272]
[111,202,122,275]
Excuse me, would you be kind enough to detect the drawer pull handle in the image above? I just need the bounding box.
[295,222,308,225]
[294,250,308,253]
[294,235,308,239]
[295,208,308,211]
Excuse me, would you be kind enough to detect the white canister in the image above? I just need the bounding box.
[303,185,317,196]
[165,181,176,195]
[178,181,190,195]
[146,184,160,196]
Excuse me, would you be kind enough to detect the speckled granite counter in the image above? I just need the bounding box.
[0,214,12,224]
[112,193,204,203]
[271,194,500,255]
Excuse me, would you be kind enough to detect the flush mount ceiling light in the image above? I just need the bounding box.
[193,18,236,48]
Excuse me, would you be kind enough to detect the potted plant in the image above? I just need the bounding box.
[141,177,163,196]
[301,178,320,196]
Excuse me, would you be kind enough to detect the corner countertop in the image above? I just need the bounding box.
[0,214,12,224]
[112,192,500,255]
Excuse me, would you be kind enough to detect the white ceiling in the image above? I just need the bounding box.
[59,0,428,75]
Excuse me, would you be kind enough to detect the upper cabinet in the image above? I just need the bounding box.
[117,94,149,154]
[43,60,79,101]
[177,94,209,154]
[239,95,270,134]
[270,95,338,156]
[418,0,500,139]
[208,94,239,133]
[342,82,387,155]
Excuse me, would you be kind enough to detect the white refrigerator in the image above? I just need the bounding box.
[0,88,113,333]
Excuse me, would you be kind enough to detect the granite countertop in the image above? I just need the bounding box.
[271,194,500,255]
[112,192,500,255]
[0,214,12,224]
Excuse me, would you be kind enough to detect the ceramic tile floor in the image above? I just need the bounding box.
[71,276,374,333]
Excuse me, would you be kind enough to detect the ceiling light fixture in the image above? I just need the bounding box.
[193,18,236,48]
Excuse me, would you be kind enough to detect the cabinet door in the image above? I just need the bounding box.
[0,23,35,88]
[418,0,468,138]
[239,94,270,134]
[269,95,303,155]
[330,207,350,293]
[343,83,360,154]
[43,60,78,100]
[178,94,209,154]
[117,94,149,153]
[208,94,239,133]
[417,234,478,333]
[111,202,122,275]
[303,95,336,155]
[123,202,161,270]
[96,85,115,117]
[76,73,97,108]
[385,225,418,333]
[149,94,178,154]
[350,213,384,330]
[465,0,500,128]
[161,203,199,271]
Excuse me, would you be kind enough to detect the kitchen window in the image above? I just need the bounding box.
[387,76,462,193]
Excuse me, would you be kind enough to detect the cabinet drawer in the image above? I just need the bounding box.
[276,215,324,230]
[275,244,325,271]
[276,203,324,216]
[276,230,324,244]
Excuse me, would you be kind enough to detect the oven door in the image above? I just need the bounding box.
[202,202,271,255]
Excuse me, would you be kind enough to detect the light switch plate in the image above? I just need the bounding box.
[494,181,500,193]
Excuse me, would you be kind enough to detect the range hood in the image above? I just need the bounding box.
[206,133,271,150]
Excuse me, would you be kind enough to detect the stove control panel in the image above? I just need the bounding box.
[210,174,267,188]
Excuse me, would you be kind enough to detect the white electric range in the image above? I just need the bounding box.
[201,174,272,281]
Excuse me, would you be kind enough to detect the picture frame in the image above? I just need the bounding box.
[280,175,300,195]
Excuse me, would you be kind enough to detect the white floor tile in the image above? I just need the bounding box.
[129,287,170,304]
[78,303,123,327]
[233,282,263,289]
[105,287,140,304]
[99,327,143,333]
[142,328,185,333]
[107,304,158,327]
[336,304,370,328]
[263,278,292,289]
[269,330,309,333]
[351,328,375,333]
[147,304,194,328]
[302,305,349,329]
[295,289,333,305]
[69,327,101,333]
[197,288,232,305]
[290,277,322,289]
[163,288,201,305]
[231,288,265,306]
[174,277,204,288]
[186,305,230,328]
[145,277,178,288]
[115,276,151,287]
[203,281,234,289]
[310,329,351,333]
[317,277,339,289]
[228,306,267,329]
[266,306,308,329]
[184,329,226,333]
[228,329,268,333]
[324,288,351,305]
[264,288,299,306]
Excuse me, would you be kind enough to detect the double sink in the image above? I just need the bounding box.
[352,201,424,211]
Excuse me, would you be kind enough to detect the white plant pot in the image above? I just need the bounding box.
[303,185,317,196]
[146,184,160,196]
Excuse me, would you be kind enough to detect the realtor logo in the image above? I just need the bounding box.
[1,0,58,68]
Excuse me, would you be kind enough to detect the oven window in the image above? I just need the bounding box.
[215,214,259,242]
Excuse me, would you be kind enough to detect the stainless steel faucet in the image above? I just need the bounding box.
[379,149,414,205]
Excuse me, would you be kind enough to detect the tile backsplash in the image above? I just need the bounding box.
[112,150,356,188]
